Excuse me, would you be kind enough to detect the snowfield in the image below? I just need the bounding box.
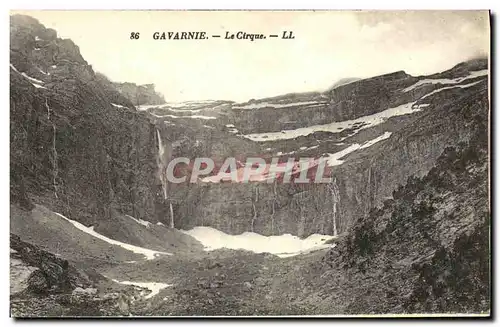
[165,99,219,108]
[233,101,326,110]
[182,226,336,258]
[137,104,165,111]
[403,69,488,92]
[53,212,172,260]
[150,113,217,120]
[168,107,203,113]
[137,100,222,111]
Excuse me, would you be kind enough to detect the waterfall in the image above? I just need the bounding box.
[156,128,164,158]
[271,181,277,234]
[156,128,168,200]
[156,128,173,228]
[328,178,340,236]
[251,187,259,232]
[45,98,51,120]
[169,202,174,229]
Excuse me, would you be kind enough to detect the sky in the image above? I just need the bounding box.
[12,10,490,102]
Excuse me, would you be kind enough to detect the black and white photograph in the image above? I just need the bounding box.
[9,10,491,317]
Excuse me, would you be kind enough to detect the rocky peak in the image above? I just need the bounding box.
[113,82,166,106]
[10,15,91,82]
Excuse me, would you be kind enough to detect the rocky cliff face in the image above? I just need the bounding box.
[10,14,167,227]
[322,122,489,314]
[113,82,165,106]
[227,71,422,134]
[166,60,488,236]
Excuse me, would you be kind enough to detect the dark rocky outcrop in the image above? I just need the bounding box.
[112,82,165,106]
[10,233,91,294]
[10,234,143,317]
[322,123,490,314]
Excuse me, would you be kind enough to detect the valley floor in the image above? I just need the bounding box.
[10,203,341,317]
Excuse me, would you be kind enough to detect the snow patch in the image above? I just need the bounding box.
[10,64,46,88]
[233,101,325,110]
[226,125,240,134]
[165,100,218,108]
[168,114,216,120]
[326,132,392,166]
[31,83,47,89]
[53,212,172,260]
[21,72,44,84]
[38,67,49,75]
[403,69,488,92]
[112,280,171,299]
[126,215,151,228]
[420,81,483,100]
[182,226,336,258]
[137,104,167,111]
[360,131,392,149]
[151,113,217,120]
[326,144,361,166]
[111,103,127,109]
[168,108,203,113]
[137,100,220,111]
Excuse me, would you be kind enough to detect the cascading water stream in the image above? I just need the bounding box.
[328,178,340,236]
[156,128,174,228]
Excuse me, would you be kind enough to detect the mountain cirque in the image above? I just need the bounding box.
[10,14,490,316]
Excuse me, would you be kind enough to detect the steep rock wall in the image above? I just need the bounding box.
[172,81,488,236]
[10,15,167,226]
